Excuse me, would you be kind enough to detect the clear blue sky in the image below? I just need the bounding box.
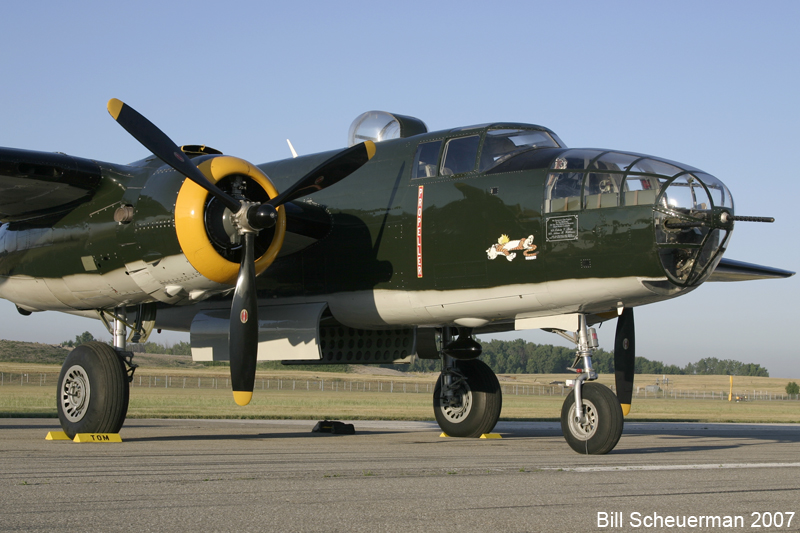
[0,1,797,376]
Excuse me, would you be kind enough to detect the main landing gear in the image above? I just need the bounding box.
[57,342,129,438]
[433,327,502,438]
[56,306,149,438]
[556,315,623,455]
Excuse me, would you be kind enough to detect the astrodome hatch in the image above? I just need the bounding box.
[347,111,428,147]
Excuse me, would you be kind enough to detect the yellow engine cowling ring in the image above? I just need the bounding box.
[174,156,287,285]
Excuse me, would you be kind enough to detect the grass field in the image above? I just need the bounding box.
[2,362,798,423]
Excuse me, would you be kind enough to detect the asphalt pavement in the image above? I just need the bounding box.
[1,418,798,532]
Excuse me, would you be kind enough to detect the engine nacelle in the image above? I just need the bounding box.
[125,153,287,306]
[173,155,286,285]
[0,151,289,314]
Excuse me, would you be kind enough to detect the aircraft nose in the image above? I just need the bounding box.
[544,149,735,287]
[653,171,734,286]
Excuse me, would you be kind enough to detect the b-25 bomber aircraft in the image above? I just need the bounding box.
[0,101,793,454]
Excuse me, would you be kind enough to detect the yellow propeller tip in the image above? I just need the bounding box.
[621,403,631,416]
[233,391,253,406]
[364,140,376,160]
[107,98,124,120]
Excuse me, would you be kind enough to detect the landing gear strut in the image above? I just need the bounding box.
[556,315,623,454]
[433,327,502,438]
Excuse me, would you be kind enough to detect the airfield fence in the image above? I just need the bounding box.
[2,371,800,402]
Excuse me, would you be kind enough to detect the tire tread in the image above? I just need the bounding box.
[561,382,623,455]
[57,342,129,438]
[434,360,502,438]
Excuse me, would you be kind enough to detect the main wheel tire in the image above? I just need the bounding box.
[433,359,502,438]
[561,382,623,455]
[57,342,129,439]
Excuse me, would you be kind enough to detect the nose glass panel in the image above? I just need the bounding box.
[695,172,733,210]
[655,173,733,286]
[660,174,712,212]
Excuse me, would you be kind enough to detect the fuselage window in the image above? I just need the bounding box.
[412,140,443,179]
[545,172,583,212]
[583,173,622,209]
[441,135,480,176]
[622,174,660,206]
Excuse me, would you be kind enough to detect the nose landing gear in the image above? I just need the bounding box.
[556,315,624,454]
[561,382,623,455]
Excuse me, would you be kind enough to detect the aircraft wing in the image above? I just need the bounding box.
[707,258,795,282]
[0,147,102,222]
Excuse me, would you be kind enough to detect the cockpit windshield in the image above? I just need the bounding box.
[479,129,561,171]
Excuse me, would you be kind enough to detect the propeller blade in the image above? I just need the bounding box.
[614,307,635,416]
[267,141,376,207]
[107,98,241,213]
[229,232,258,406]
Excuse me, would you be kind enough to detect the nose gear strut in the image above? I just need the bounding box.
[549,314,624,454]
[567,315,598,424]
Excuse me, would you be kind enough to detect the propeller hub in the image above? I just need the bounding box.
[231,201,278,234]
[248,203,278,230]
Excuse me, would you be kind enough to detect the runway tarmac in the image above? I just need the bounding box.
[1,418,799,532]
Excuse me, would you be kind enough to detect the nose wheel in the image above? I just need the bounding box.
[560,382,623,455]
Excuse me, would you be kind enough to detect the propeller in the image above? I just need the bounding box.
[107,99,376,405]
[614,307,635,416]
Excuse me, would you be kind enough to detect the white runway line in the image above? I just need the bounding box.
[547,462,800,473]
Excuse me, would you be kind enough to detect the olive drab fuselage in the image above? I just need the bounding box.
[0,122,734,332]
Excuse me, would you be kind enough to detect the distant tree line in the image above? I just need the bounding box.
[61,332,770,377]
[62,332,191,356]
[61,331,98,348]
[406,339,769,377]
[130,340,192,356]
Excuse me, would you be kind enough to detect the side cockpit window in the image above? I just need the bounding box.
[412,140,442,179]
[441,135,480,176]
[480,129,560,171]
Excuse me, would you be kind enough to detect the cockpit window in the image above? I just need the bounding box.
[412,140,442,179]
[479,129,561,171]
[441,135,480,176]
